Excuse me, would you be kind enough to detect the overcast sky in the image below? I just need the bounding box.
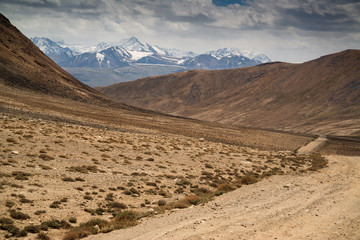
[1,0,359,62]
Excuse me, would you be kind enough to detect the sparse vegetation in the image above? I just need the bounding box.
[0,110,330,240]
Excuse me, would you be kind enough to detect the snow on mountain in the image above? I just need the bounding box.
[31,37,75,63]
[32,36,271,70]
[208,48,271,63]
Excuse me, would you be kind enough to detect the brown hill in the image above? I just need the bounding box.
[0,13,109,103]
[98,50,360,135]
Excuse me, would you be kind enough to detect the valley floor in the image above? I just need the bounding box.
[88,154,360,240]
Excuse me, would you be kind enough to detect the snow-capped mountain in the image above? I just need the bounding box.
[31,37,75,63]
[31,37,271,70]
[61,46,132,68]
[208,48,271,63]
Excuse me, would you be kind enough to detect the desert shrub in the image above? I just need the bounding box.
[5,224,20,236]
[175,178,191,186]
[12,171,32,180]
[6,138,18,144]
[146,182,157,187]
[62,177,76,182]
[24,225,40,233]
[0,217,14,225]
[123,190,131,196]
[18,229,28,237]
[240,174,259,185]
[10,210,30,220]
[129,187,139,195]
[174,187,184,194]
[157,200,166,206]
[195,187,212,195]
[50,201,61,208]
[84,195,93,200]
[20,198,33,203]
[184,194,201,205]
[63,228,90,240]
[158,190,171,198]
[34,210,46,215]
[84,208,96,215]
[39,154,54,161]
[216,183,236,193]
[69,217,77,223]
[41,219,70,229]
[308,154,327,171]
[37,232,50,240]
[68,165,99,174]
[112,211,138,229]
[107,202,127,209]
[5,200,15,208]
[205,163,213,169]
[105,193,114,201]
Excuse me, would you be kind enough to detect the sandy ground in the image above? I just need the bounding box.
[88,154,360,240]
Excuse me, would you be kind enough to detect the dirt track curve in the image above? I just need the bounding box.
[88,154,360,240]
[297,136,327,155]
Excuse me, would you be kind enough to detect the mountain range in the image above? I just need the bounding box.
[31,36,270,70]
[31,36,271,86]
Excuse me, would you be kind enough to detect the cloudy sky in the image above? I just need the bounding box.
[1,0,359,62]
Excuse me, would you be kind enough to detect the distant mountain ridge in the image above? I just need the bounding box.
[31,37,271,70]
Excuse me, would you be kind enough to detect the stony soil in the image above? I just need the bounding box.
[0,112,318,240]
[88,154,360,240]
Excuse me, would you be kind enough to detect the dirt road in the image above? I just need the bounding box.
[88,155,360,240]
[297,136,327,154]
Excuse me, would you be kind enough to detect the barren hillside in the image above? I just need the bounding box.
[98,50,360,135]
[0,14,110,104]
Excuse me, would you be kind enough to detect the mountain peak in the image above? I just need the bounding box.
[208,48,270,63]
[128,36,140,43]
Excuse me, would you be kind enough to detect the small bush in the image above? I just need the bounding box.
[10,210,30,220]
[41,219,70,229]
[0,217,13,224]
[39,154,54,161]
[308,154,327,171]
[6,138,18,144]
[107,202,127,209]
[37,232,50,240]
[69,217,77,223]
[240,174,259,185]
[34,210,46,215]
[5,200,15,208]
[84,195,93,200]
[24,225,41,233]
[12,171,32,180]
[216,183,236,193]
[62,177,76,182]
[176,178,191,186]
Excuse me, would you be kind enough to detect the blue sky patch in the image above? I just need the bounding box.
[212,0,248,7]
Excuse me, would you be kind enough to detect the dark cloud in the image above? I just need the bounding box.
[0,0,359,62]
[279,9,360,32]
